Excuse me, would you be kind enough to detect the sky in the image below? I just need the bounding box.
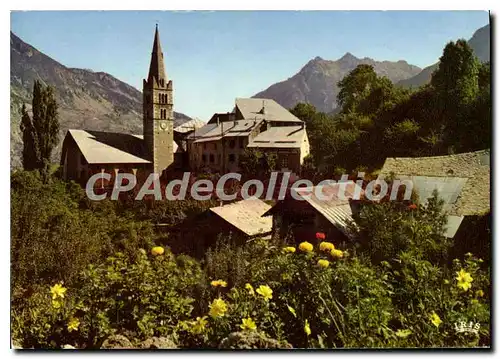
[11,11,489,120]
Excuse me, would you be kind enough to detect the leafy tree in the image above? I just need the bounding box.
[239,148,276,178]
[431,39,480,106]
[290,103,318,124]
[20,80,60,180]
[337,64,379,113]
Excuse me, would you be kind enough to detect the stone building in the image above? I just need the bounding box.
[186,98,310,174]
[60,25,177,185]
[378,149,491,239]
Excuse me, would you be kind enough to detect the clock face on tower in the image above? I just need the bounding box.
[160,121,168,130]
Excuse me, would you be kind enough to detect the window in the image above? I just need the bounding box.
[281,157,288,169]
[202,154,207,163]
[229,139,236,149]
[209,154,215,163]
[229,154,236,163]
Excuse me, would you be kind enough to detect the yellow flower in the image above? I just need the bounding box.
[304,319,311,336]
[256,285,273,301]
[191,316,208,335]
[50,283,67,300]
[151,246,165,256]
[211,280,228,288]
[67,317,80,332]
[283,246,296,253]
[456,269,473,292]
[444,279,450,285]
[240,317,257,331]
[330,249,344,259]
[430,312,442,328]
[317,259,330,268]
[476,289,484,298]
[298,241,313,253]
[245,283,255,295]
[471,299,479,305]
[319,242,335,252]
[209,298,228,318]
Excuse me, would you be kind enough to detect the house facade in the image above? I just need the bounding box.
[186,98,310,174]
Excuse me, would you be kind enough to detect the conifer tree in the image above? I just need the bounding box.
[20,80,60,180]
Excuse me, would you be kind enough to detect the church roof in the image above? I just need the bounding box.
[147,25,167,85]
[66,129,151,164]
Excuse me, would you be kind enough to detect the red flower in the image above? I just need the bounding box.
[315,232,326,240]
[408,204,417,210]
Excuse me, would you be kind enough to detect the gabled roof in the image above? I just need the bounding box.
[247,126,307,149]
[174,118,206,133]
[209,197,273,237]
[379,149,490,216]
[191,119,262,143]
[67,129,151,164]
[289,181,364,239]
[236,98,303,123]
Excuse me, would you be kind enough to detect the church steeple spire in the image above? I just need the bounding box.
[147,24,167,86]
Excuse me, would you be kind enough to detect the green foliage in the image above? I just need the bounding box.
[295,39,489,175]
[239,148,277,178]
[20,80,60,179]
[351,191,451,265]
[10,170,155,288]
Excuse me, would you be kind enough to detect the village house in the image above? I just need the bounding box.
[186,98,310,174]
[60,25,181,186]
[378,149,491,239]
[164,197,273,258]
[264,181,364,247]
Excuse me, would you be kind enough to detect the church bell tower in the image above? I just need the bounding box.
[143,25,174,175]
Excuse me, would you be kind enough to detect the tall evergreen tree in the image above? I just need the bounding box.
[20,80,60,179]
[19,104,39,171]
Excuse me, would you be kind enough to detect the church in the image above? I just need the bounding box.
[60,25,179,186]
[60,25,311,187]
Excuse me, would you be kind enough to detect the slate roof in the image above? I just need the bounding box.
[189,98,307,147]
[247,126,307,149]
[68,129,151,164]
[235,98,303,123]
[67,129,181,165]
[209,197,273,237]
[191,120,261,143]
[174,118,206,133]
[290,181,364,239]
[379,149,490,216]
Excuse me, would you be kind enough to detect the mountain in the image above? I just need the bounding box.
[397,24,490,88]
[10,32,192,169]
[253,53,422,113]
